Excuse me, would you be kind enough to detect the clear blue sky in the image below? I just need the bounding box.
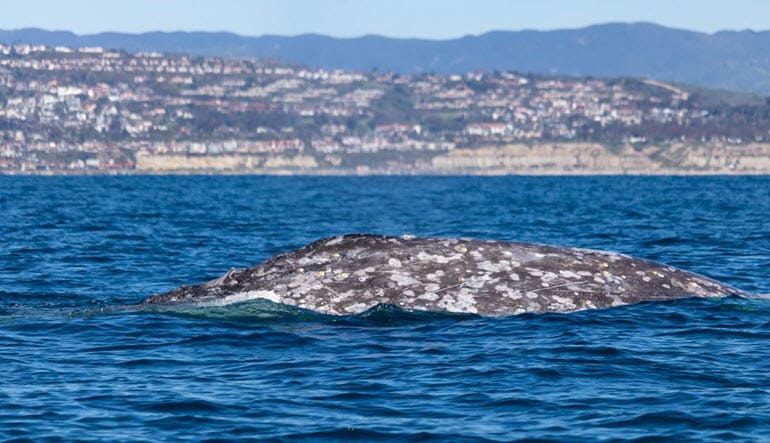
[1,0,767,38]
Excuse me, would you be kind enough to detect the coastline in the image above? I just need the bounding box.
[6,169,770,177]
[5,142,770,176]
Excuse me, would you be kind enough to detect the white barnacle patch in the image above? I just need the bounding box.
[388,258,402,268]
[601,271,624,285]
[463,275,490,289]
[470,250,484,260]
[495,285,522,300]
[477,260,512,273]
[419,292,439,301]
[333,290,356,303]
[540,272,558,283]
[354,268,373,281]
[299,253,332,266]
[454,245,468,253]
[390,273,420,286]
[416,251,462,264]
[550,295,576,310]
[509,272,520,281]
[288,273,325,295]
[559,270,581,279]
[455,290,478,313]
[344,303,370,313]
[425,283,441,292]
[669,278,688,289]
[438,290,478,314]
[325,236,345,246]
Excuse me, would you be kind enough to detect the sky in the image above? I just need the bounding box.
[0,0,768,39]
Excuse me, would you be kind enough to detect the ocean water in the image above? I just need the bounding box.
[2,175,770,442]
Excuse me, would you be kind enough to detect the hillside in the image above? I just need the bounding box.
[2,45,770,175]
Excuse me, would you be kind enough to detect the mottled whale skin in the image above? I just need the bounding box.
[143,234,747,316]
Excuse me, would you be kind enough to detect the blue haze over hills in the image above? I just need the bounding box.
[2,22,770,93]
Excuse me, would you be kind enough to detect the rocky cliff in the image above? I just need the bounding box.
[132,143,770,175]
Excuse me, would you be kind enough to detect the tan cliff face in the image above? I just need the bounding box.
[129,143,770,175]
[135,151,319,172]
[430,143,660,174]
[428,143,770,175]
[671,144,770,171]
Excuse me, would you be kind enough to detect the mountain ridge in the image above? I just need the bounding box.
[3,23,770,93]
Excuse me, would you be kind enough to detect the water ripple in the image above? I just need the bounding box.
[2,176,770,441]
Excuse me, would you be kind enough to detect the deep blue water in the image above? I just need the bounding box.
[2,175,770,441]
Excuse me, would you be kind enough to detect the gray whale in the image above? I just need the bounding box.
[143,234,747,316]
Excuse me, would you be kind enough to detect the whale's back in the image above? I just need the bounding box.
[143,234,745,315]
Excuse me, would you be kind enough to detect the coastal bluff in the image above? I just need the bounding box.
[133,142,770,175]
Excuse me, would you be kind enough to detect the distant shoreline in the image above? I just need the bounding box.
[5,169,770,177]
[6,141,770,177]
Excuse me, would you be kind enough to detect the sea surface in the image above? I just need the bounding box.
[2,175,770,442]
